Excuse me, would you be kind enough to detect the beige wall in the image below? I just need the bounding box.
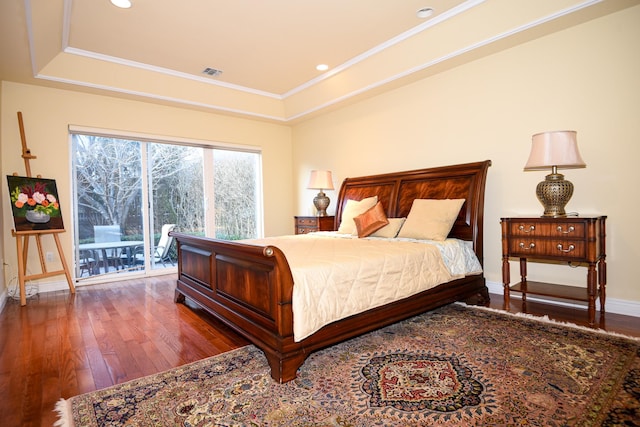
[292,6,640,305]
[1,82,293,290]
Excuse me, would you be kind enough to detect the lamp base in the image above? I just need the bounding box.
[313,191,330,216]
[536,172,574,217]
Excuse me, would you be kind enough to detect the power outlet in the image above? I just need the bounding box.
[46,252,54,262]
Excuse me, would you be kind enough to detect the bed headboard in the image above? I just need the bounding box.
[334,160,491,263]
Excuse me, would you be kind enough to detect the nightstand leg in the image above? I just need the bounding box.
[598,217,607,315]
[519,258,528,310]
[598,257,607,313]
[587,262,597,327]
[502,256,510,310]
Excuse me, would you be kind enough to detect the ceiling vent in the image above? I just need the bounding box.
[202,67,223,77]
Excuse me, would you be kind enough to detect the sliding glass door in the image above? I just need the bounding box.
[70,132,261,281]
[146,143,204,271]
[72,135,146,278]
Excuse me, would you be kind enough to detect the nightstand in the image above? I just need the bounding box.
[294,216,335,234]
[501,216,607,326]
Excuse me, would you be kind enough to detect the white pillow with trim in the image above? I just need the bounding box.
[370,218,406,238]
[336,196,378,234]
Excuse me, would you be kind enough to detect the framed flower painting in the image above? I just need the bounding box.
[6,175,64,232]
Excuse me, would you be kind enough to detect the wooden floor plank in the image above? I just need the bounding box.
[140,340,174,373]
[0,274,637,426]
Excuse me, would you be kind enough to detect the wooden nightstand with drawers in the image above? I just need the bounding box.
[501,216,607,326]
[294,216,335,235]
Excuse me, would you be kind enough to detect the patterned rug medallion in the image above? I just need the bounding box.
[55,304,640,426]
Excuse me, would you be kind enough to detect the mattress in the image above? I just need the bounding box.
[244,232,482,341]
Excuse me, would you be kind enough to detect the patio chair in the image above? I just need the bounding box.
[78,250,97,277]
[131,224,176,267]
[153,224,176,266]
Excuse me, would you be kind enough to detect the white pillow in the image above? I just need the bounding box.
[370,218,406,238]
[336,196,378,234]
[397,199,465,241]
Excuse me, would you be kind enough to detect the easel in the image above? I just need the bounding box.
[10,112,75,305]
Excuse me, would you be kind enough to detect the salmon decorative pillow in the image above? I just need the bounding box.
[353,202,389,238]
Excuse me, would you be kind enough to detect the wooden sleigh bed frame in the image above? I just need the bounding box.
[172,160,491,383]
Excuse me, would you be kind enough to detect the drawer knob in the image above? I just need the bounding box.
[556,225,575,234]
[518,225,535,233]
[519,242,535,250]
[556,244,575,253]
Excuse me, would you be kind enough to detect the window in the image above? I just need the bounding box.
[70,130,262,280]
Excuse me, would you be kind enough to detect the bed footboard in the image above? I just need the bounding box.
[171,232,305,381]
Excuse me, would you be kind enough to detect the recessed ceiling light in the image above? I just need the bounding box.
[416,7,434,18]
[316,64,329,71]
[110,0,132,9]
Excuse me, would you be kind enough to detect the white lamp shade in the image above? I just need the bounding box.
[524,130,586,170]
[307,170,334,190]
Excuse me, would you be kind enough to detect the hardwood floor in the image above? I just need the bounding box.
[0,275,637,427]
[491,294,640,338]
[0,275,249,427]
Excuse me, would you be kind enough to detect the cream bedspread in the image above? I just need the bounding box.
[244,233,481,341]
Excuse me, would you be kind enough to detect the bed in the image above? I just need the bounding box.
[172,160,491,383]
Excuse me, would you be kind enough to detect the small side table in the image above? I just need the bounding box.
[294,216,335,235]
[501,215,607,327]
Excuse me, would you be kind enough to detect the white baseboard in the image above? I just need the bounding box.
[486,280,640,318]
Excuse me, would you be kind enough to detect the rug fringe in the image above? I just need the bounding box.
[53,398,73,427]
[455,302,640,342]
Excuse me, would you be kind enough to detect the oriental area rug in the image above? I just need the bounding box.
[55,304,640,426]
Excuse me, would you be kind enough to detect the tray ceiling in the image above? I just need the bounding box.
[1,0,636,122]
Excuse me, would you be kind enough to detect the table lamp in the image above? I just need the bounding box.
[524,130,586,217]
[307,170,334,216]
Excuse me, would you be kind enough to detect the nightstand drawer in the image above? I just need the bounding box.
[297,217,319,226]
[509,239,586,259]
[551,222,585,237]
[509,221,585,238]
[294,216,335,235]
[296,227,314,234]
